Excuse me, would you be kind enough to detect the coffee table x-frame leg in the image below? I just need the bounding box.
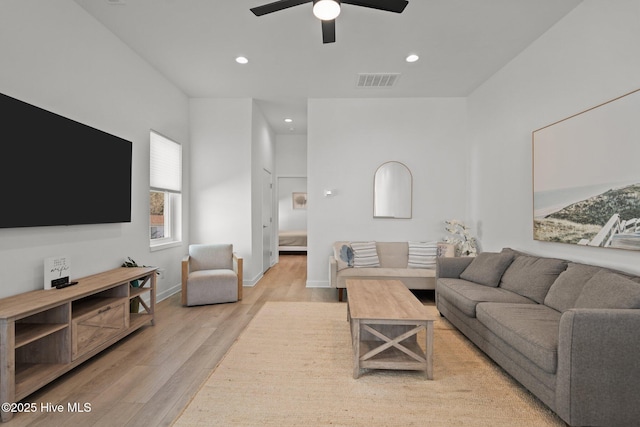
[351,317,433,379]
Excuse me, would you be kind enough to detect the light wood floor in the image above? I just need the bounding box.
[9,254,434,426]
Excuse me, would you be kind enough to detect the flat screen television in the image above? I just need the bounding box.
[0,92,132,228]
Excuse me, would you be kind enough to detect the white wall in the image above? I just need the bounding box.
[276,134,308,176]
[307,98,468,287]
[468,0,640,274]
[189,98,253,276]
[251,101,277,275]
[189,99,275,284]
[0,0,189,299]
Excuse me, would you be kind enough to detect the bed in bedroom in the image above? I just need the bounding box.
[278,230,307,252]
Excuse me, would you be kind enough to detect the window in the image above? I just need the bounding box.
[150,131,182,248]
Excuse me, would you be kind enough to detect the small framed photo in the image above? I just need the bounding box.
[44,256,71,290]
[292,192,307,209]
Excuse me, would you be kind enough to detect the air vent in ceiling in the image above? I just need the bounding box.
[356,73,400,88]
[106,0,126,5]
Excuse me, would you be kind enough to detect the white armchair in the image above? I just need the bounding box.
[181,244,243,306]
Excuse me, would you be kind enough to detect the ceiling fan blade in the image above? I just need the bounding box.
[342,0,408,13]
[250,0,312,16]
[321,19,336,43]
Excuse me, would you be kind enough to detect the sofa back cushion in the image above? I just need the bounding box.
[543,263,601,312]
[375,242,409,268]
[499,255,568,303]
[574,270,640,309]
[459,252,514,287]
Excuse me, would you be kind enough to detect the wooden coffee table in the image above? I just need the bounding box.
[346,279,434,379]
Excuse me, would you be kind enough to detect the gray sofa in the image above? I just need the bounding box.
[436,248,640,427]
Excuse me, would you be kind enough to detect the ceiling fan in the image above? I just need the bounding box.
[250,0,409,44]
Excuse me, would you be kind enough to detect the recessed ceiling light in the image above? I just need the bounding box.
[235,56,249,64]
[405,54,419,63]
[284,118,293,123]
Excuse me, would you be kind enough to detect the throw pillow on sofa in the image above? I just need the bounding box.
[437,242,456,258]
[459,252,515,287]
[351,241,380,268]
[574,270,640,309]
[332,242,353,270]
[340,245,354,267]
[408,241,437,269]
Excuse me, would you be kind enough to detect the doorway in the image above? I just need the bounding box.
[262,169,273,273]
[277,176,308,253]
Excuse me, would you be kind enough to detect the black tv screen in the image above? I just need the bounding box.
[1,92,132,228]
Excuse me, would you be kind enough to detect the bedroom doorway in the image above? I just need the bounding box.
[277,176,307,253]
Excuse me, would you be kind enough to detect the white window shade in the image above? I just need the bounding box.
[150,131,181,192]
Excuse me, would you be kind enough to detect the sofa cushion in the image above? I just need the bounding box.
[459,252,514,287]
[351,241,380,267]
[574,270,640,309]
[501,247,526,257]
[436,278,536,318]
[339,267,435,280]
[543,263,602,312]
[407,241,437,269]
[436,257,474,279]
[476,302,561,374]
[376,242,409,268]
[187,269,238,306]
[500,255,568,303]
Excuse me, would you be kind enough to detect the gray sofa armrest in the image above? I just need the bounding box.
[556,308,640,427]
[436,257,473,280]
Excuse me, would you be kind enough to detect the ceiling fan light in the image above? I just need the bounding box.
[313,0,340,21]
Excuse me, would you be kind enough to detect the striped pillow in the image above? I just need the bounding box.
[351,241,380,268]
[408,241,438,269]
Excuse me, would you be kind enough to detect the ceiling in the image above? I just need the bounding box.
[73,0,582,134]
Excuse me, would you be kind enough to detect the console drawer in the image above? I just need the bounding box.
[72,299,128,359]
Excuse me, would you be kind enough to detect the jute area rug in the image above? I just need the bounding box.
[174,302,564,426]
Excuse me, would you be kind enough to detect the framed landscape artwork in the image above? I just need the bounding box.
[533,88,640,251]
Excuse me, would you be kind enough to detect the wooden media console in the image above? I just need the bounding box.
[0,267,156,422]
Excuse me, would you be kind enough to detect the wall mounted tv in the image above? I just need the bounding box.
[0,92,132,229]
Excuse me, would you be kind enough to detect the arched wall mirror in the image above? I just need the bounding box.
[373,161,412,218]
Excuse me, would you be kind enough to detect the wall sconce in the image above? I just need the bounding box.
[324,189,334,197]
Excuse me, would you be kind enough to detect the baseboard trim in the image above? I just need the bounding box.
[306,280,330,288]
[156,283,182,303]
[243,273,262,288]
